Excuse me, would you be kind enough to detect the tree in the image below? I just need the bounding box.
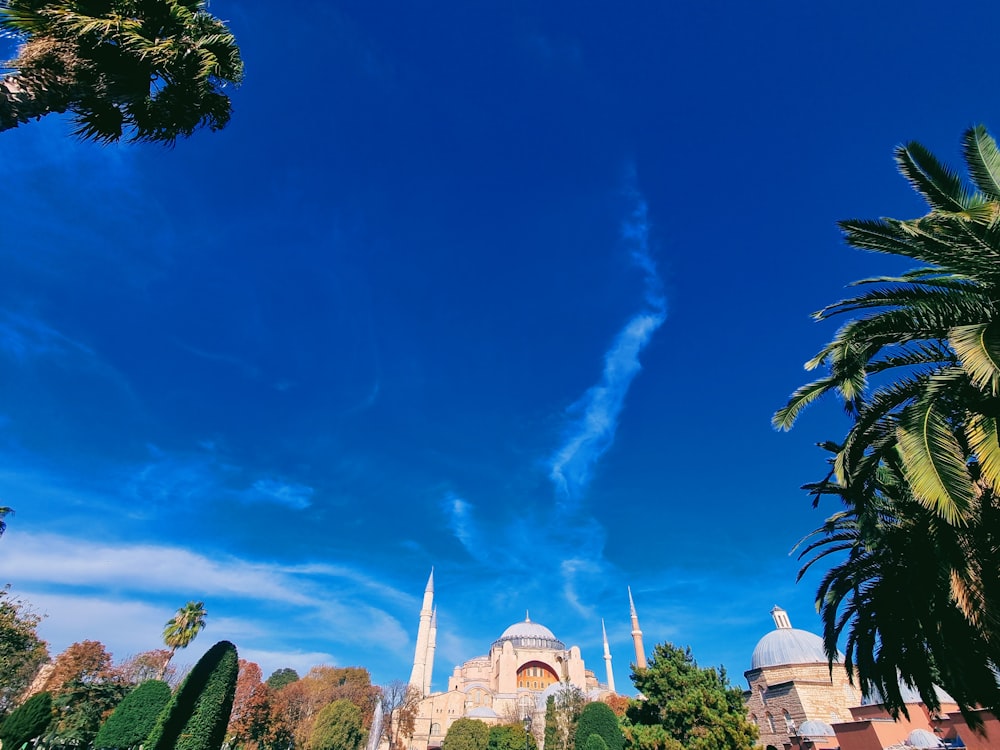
[574,703,622,750]
[41,639,115,694]
[441,718,490,750]
[227,660,273,750]
[487,724,536,750]
[543,683,585,750]
[308,699,364,750]
[583,736,607,750]
[379,680,420,750]
[117,649,177,686]
[544,697,558,750]
[775,125,1000,718]
[266,668,299,691]
[0,691,52,750]
[146,639,239,750]
[160,601,207,678]
[93,679,172,750]
[0,0,243,143]
[0,585,49,716]
[0,507,13,537]
[625,643,756,750]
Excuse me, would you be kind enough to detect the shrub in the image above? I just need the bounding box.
[146,640,239,750]
[574,703,622,750]
[94,680,171,749]
[0,691,53,750]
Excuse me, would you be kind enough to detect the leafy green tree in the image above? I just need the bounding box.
[545,683,585,750]
[442,718,490,750]
[574,703,622,750]
[625,643,756,750]
[266,668,299,691]
[0,0,243,143]
[93,679,171,750]
[48,678,130,747]
[308,699,365,750]
[0,585,49,716]
[583,735,608,750]
[0,691,52,749]
[487,724,536,750]
[160,601,207,678]
[775,125,1000,719]
[146,639,239,750]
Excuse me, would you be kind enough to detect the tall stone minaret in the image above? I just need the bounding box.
[408,569,434,695]
[423,607,437,696]
[602,619,616,693]
[628,586,647,669]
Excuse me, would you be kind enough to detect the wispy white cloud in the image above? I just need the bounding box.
[248,479,314,509]
[0,311,95,363]
[549,180,666,508]
[5,532,415,681]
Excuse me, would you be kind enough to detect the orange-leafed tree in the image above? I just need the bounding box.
[227,659,273,750]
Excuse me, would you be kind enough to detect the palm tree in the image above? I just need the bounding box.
[0,0,243,143]
[776,126,1000,719]
[0,507,12,537]
[775,124,1000,525]
[159,600,206,678]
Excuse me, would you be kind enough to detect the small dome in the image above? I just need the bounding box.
[798,720,835,737]
[906,728,943,748]
[750,606,837,669]
[493,614,565,650]
[466,707,498,719]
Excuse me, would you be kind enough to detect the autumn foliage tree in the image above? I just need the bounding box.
[380,680,420,750]
[268,666,378,749]
[227,660,273,750]
[0,586,49,716]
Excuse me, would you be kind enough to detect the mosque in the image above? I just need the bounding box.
[398,572,995,750]
[402,571,646,750]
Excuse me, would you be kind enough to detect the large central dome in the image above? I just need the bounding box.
[493,615,565,650]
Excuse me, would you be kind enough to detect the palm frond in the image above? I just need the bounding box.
[963,125,1000,201]
[950,321,1000,396]
[773,375,840,430]
[897,399,976,523]
[896,141,980,212]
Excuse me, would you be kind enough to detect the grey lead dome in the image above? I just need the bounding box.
[750,606,840,670]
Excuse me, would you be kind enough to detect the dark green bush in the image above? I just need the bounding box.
[146,640,238,750]
[94,679,171,749]
[574,703,622,750]
[0,691,53,750]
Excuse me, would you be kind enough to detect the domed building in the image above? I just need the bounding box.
[743,606,861,749]
[403,571,635,750]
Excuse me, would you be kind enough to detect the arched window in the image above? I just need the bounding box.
[749,714,758,726]
[766,713,775,733]
[430,723,441,736]
[783,710,794,733]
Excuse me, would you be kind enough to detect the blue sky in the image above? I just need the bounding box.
[1,0,997,691]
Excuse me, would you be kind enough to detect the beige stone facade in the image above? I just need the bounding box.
[399,572,640,750]
[743,608,862,749]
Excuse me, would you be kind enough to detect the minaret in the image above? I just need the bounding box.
[408,569,434,695]
[423,607,437,696]
[771,605,792,629]
[628,586,647,669]
[602,619,616,693]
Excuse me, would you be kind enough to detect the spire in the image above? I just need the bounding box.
[525,610,530,622]
[602,618,616,693]
[628,586,647,669]
[423,607,437,696]
[771,606,792,630]
[409,569,435,695]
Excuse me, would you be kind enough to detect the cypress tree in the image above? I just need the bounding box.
[583,736,607,750]
[0,691,52,750]
[94,680,171,749]
[543,696,558,750]
[146,640,239,750]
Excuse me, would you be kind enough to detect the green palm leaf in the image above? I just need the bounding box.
[897,400,976,523]
[950,321,1000,395]
[963,124,1000,201]
[895,141,980,212]
[966,414,1000,493]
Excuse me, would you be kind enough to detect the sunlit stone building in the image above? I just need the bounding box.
[403,571,642,750]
